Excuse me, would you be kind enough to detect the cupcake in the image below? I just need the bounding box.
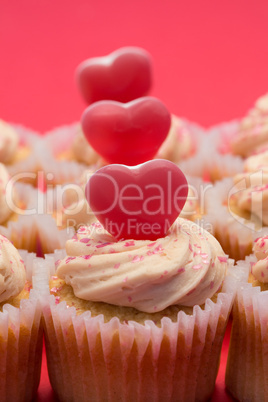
[41,160,242,401]
[0,236,43,401]
[202,176,268,261]
[0,119,41,186]
[204,148,268,261]
[225,235,268,401]
[0,163,41,252]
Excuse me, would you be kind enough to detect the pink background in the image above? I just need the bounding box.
[1,0,267,400]
[1,0,268,133]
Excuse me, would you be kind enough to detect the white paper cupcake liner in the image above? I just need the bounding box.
[0,215,39,252]
[35,214,75,255]
[40,253,244,402]
[0,249,45,402]
[202,178,268,260]
[225,254,268,401]
[34,123,87,186]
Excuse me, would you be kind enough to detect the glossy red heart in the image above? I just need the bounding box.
[81,96,171,165]
[76,47,152,104]
[85,160,188,240]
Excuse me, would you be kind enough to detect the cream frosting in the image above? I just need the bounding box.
[0,234,25,302]
[0,163,17,224]
[56,218,227,313]
[232,150,268,225]
[0,120,19,163]
[252,236,268,283]
[231,93,268,157]
[156,115,193,162]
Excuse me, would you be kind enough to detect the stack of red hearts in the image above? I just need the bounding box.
[76,46,190,239]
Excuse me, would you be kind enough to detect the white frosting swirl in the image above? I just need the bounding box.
[0,120,18,163]
[232,150,268,225]
[156,115,193,162]
[231,93,268,157]
[56,218,227,313]
[0,163,16,224]
[252,236,268,283]
[0,234,26,302]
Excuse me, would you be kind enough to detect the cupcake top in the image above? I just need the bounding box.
[232,150,268,225]
[0,163,17,224]
[56,218,227,313]
[156,115,194,162]
[231,93,268,157]
[0,234,25,303]
[251,236,268,283]
[0,119,19,163]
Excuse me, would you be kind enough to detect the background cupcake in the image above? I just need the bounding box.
[0,119,41,187]
[0,237,44,401]
[225,236,268,401]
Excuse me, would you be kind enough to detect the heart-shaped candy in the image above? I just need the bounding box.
[85,159,188,240]
[76,47,152,104]
[81,96,171,165]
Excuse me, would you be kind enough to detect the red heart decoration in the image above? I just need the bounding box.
[85,160,188,240]
[81,96,171,165]
[76,47,152,104]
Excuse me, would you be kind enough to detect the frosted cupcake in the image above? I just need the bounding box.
[225,236,268,401]
[200,147,268,261]
[42,217,241,402]
[0,163,41,252]
[41,159,242,401]
[0,236,43,401]
[0,119,41,186]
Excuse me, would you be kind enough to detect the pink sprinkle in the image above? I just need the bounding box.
[123,277,128,282]
[80,238,91,243]
[55,260,61,267]
[96,242,111,248]
[147,242,157,248]
[189,243,193,252]
[192,264,203,270]
[177,267,185,274]
[210,281,214,289]
[125,241,135,247]
[51,287,60,293]
[262,271,265,277]
[65,256,76,264]
[79,227,86,232]
[154,245,163,253]
[114,263,120,269]
[55,296,60,305]
[147,250,154,256]
[83,255,92,260]
[132,255,144,263]
[127,296,132,302]
[218,256,227,263]
[109,248,116,253]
